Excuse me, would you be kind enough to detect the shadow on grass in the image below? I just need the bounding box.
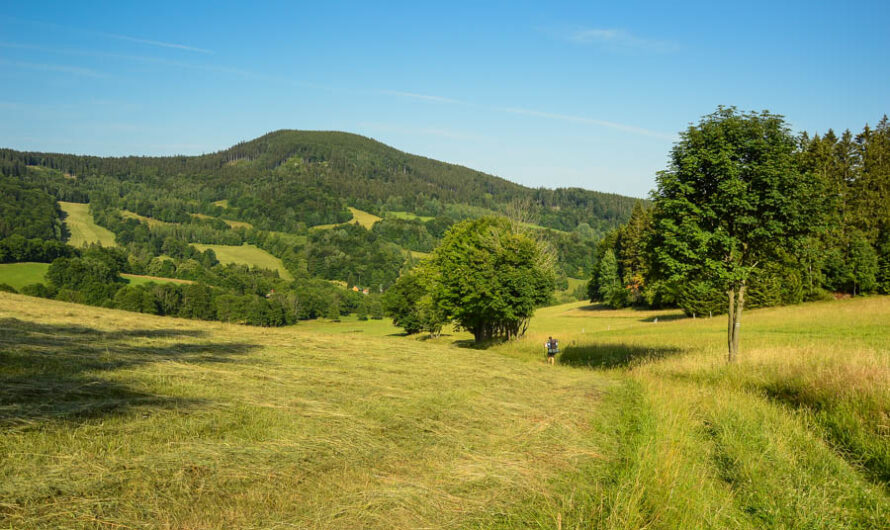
[575,304,611,312]
[761,382,890,487]
[0,318,256,426]
[559,343,685,369]
[453,337,510,350]
[638,313,688,323]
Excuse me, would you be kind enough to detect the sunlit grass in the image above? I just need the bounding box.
[0,263,192,289]
[59,201,116,247]
[191,212,253,229]
[312,207,382,230]
[191,243,294,281]
[120,209,175,228]
[0,292,612,527]
[2,290,888,527]
[0,262,49,290]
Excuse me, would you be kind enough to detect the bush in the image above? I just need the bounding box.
[20,283,55,298]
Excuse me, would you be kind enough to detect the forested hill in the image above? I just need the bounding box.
[0,130,639,233]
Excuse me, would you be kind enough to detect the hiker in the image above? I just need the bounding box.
[545,336,559,365]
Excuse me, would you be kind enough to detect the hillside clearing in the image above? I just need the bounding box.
[0,263,193,289]
[191,212,253,229]
[121,274,194,286]
[58,202,116,247]
[0,262,50,290]
[386,210,434,222]
[191,243,294,281]
[312,207,382,230]
[120,210,173,227]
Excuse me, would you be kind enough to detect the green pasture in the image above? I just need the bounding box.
[0,262,50,290]
[58,202,116,247]
[191,243,294,281]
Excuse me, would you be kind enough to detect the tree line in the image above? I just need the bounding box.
[586,109,889,360]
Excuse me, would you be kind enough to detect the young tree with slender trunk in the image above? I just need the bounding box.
[652,107,818,361]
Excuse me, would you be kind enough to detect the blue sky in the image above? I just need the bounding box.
[1,1,888,198]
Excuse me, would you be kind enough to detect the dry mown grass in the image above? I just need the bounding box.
[0,292,610,528]
[2,292,888,528]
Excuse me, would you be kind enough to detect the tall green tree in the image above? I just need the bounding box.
[429,216,556,344]
[652,107,817,361]
[596,249,624,309]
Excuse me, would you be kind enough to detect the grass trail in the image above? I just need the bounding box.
[493,298,890,527]
[58,202,116,247]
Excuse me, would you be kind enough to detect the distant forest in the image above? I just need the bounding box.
[0,130,638,324]
[4,115,886,327]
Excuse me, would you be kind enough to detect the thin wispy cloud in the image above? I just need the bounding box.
[500,107,675,140]
[558,27,679,53]
[1,16,213,54]
[358,121,489,142]
[99,32,213,54]
[0,58,106,78]
[380,89,673,140]
[379,90,467,105]
[0,41,252,78]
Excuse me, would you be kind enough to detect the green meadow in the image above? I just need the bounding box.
[58,202,117,247]
[0,262,193,290]
[1,292,887,527]
[190,243,294,281]
[0,262,50,290]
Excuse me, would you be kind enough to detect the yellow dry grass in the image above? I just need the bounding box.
[312,207,382,230]
[0,292,610,528]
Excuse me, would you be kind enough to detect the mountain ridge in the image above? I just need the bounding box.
[1,129,641,234]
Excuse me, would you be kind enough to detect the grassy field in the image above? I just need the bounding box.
[59,202,116,247]
[0,263,192,289]
[191,213,253,229]
[191,243,294,281]
[1,292,887,527]
[385,210,435,222]
[564,277,586,292]
[121,274,194,286]
[0,293,610,528]
[0,263,50,290]
[312,207,382,230]
[120,210,173,227]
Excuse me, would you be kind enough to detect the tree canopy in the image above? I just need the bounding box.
[652,107,818,360]
[427,216,556,343]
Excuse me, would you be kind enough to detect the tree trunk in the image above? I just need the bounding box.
[727,283,746,362]
[727,288,735,361]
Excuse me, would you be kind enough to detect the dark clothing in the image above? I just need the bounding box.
[546,339,559,356]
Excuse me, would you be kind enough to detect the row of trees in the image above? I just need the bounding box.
[587,108,890,360]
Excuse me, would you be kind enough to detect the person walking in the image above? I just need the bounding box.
[545,336,559,365]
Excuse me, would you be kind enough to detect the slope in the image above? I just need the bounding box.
[58,201,116,247]
[0,292,612,528]
[2,130,641,233]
